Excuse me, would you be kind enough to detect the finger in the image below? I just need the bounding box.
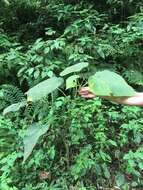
[79,91,89,95]
[79,87,90,92]
[81,94,96,98]
[79,88,90,95]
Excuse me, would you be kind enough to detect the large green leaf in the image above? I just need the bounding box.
[23,123,49,162]
[88,70,136,97]
[60,62,89,76]
[26,77,63,102]
[3,101,26,115]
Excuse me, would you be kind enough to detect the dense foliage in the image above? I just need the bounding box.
[0,0,143,189]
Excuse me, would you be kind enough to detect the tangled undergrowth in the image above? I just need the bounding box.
[0,0,143,189]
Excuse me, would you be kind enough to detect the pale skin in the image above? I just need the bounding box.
[79,87,143,106]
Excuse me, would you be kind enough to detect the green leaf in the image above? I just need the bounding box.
[115,173,125,187]
[27,68,34,75]
[26,77,63,102]
[139,162,143,170]
[45,28,56,36]
[60,62,89,76]
[97,47,105,59]
[3,0,10,5]
[108,139,117,147]
[34,70,40,79]
[23,123,49,162]
[102,163,110,179]
[66,75,79,89]
[3,101,26,115]
[88,70,136,97]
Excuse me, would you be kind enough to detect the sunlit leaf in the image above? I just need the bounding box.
[66,75,79,89]
[3,0,10,5]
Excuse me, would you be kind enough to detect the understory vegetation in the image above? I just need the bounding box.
[0,0,143,189]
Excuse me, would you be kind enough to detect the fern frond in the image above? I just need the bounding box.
[1,84,25,104]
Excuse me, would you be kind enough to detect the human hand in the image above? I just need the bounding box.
[79,87,96,98]
[79,87,143,106]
